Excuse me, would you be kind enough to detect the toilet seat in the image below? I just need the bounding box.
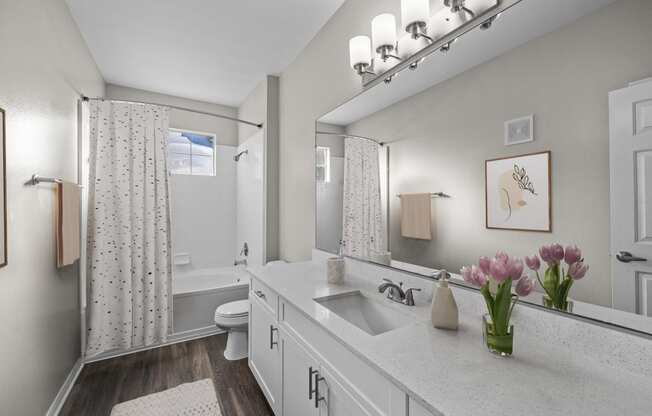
[215,299,249,318]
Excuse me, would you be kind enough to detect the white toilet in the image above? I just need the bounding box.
[214,299,249,361]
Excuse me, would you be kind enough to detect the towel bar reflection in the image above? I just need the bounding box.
[396,192,450,198]
[26,174,82,188]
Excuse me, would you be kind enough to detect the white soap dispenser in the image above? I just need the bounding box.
[431,270,459,330]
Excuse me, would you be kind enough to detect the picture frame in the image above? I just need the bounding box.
[485,151,551,232]
[504,114,534,146]
[0,108,6,267]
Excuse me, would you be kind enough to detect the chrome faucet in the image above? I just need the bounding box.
[378,278,421,306]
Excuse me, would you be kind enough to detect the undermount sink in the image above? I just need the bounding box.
[314,291,413,336]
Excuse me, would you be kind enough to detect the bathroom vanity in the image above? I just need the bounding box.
[247,257,652,416]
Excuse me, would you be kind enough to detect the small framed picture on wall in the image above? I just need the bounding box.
[485,151,551,232]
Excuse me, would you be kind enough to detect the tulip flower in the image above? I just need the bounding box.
[539,245,553,264]
[478,256,491,275]
[551,244,565,263]
[507,258,524,281]
[471,265,488,286]
[564,245,582,265]
[515,277,535,297]
[568,261,589,280]
[490,258,510,283]
[525,255,541,271]
[495,251,509,264]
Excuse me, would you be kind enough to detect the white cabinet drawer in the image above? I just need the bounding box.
[251,277,278,316]
[280,300,406,416]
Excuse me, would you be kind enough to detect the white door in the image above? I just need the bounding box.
[281,333,320,416]
[610,79,652,316]
[249,297,281,412]
[318,364,377,416]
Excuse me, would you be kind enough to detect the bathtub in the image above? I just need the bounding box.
[172,267,250,335]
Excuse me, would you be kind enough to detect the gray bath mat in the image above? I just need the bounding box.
[110,379,221,416]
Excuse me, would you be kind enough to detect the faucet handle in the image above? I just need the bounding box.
[404,288,422,306]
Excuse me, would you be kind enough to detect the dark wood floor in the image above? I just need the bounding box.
[60,334,273,416]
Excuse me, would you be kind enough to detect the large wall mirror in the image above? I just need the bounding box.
[0,108,6,268]
[315,0,652,336]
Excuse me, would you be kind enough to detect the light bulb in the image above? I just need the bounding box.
[371,13,397,53]
[349,36,372,69]
[401,0,430,31]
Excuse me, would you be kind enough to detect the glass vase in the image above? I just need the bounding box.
[482,314,513,357]
[542,295,574,313]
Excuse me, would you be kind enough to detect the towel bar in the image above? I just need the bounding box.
[26,174,82,188]
[396,192,450,198]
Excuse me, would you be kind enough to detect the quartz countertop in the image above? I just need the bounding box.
[248,260,652,416]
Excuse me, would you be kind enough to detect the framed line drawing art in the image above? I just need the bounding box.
[486,151,551,232]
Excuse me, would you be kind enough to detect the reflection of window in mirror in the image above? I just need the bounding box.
[315,146,331,183]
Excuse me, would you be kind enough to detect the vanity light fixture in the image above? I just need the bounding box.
[348,0,500,85]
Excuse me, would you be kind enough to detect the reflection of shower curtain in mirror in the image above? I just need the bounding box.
[342,137,385,259]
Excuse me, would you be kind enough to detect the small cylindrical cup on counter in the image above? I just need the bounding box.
[327,258,345,284]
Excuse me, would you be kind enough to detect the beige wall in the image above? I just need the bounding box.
[106,84,239,146]
[0,0,104,414]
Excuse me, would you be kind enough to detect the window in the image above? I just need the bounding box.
[168,129,216,176]
[315,146,331,183]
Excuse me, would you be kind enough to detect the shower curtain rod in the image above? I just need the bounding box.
[315,131,384,146]
[81,96,263,128]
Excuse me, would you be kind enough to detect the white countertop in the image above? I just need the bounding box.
[249,260,652,416]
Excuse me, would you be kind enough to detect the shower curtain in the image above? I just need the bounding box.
[341,137,385,259]
[86,100,172,357]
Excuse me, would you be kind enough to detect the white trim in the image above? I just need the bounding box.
[45,358,84,416]
[84,327,224,364]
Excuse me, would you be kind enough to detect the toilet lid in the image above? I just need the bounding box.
[215,300,249,318]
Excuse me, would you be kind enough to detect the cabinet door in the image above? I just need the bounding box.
[318,365,378,416]
[249,296,282,413]
[282,332,320,416]
[409,398,436,416]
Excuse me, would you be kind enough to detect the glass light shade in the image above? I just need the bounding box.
[401,0,430,29]
[349,36,372,69]
[428,9,470,40]
[372,13,397,52]
[373,55,397,74]
[398,34,430,60]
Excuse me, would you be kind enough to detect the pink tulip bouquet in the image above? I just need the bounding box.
[461,252,536,355]
[525,244,588,312]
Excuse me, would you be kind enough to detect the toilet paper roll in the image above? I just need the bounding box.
[327,258,345,284]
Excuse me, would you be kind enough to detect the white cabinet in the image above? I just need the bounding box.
[281,331,320,416]
[318,364,378,416]
[249,295,282,414]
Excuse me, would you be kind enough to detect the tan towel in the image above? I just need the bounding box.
[400,193,432,240]
[56,181,81,267]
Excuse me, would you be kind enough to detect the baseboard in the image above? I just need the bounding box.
[84,326,224,364]
[45,358,84,416]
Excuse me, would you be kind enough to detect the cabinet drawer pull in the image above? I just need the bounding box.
[254,290,266,299]
[269,325,278,349]
[308,366,318,400]
[314,371,325,409]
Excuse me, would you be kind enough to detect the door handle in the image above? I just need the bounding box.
[269,325,278,349]
[616,251,647,263]
[308,366,318,400]
[313,371,325,409]
[254,290,266,299]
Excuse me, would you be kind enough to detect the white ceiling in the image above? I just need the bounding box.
[320,0,618,126]
[66,0,346,107]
